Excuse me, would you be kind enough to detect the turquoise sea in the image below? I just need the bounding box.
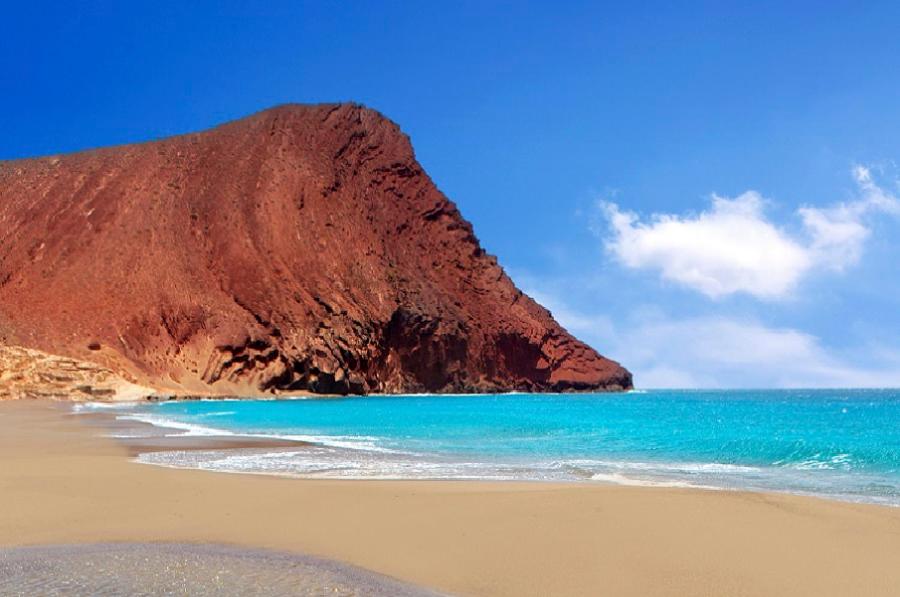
[89,390,900,506]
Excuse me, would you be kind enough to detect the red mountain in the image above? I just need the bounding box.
[0,104,631,396]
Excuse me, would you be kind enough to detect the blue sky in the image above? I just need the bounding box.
[3,1,900,387]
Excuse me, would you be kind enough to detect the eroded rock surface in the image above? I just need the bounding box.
[0,346,151,400]
[0,104,631,396]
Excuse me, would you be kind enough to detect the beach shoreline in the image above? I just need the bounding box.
[3,399,900,596]
[80,392,900,507]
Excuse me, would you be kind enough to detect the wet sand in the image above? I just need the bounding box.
[2,400,900,596]
[0,543,439,596]
[75,410,306,456]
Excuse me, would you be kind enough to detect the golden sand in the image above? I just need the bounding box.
[2,400,899,596]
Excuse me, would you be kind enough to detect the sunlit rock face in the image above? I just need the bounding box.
[0,104,631,396]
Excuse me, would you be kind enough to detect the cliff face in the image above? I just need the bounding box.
[0,104,631,396]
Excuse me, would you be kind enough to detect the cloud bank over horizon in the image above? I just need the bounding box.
[527,287,900,389]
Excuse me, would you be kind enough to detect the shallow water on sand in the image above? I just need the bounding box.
[0,543,441,596]
[81,389,900,506]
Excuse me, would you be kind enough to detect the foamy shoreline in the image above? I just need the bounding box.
[80,397,900,508]
[4,399,900,597]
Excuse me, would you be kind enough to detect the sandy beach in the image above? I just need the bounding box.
[2,400,899,596]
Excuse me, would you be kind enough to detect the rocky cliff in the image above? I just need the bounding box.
[0,346,151,400]
[0,104,631,396]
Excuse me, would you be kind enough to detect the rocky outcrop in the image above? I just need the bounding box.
[0,104,631,397]
[0,346,151,400]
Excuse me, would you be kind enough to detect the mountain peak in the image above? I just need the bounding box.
[0,106,631,396]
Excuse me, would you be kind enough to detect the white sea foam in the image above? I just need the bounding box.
[588,472,720,490]
[72,401,141,413]
[274,434,401,453]
[129,446,900,506]
[117,413,233,437]
[134,447,736,488]
[116,412,402,453]
[561,459,759,474]
[780,453,854,470]
[138,453,527,481]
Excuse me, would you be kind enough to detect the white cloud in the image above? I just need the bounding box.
[600,167,900,299]
[527,288,900,389]
[629,315,900,388]
[799,166,900,270]
[612,316,863,389]
[602,192,810,299]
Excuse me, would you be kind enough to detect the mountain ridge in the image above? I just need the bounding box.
[0,103,631,397]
